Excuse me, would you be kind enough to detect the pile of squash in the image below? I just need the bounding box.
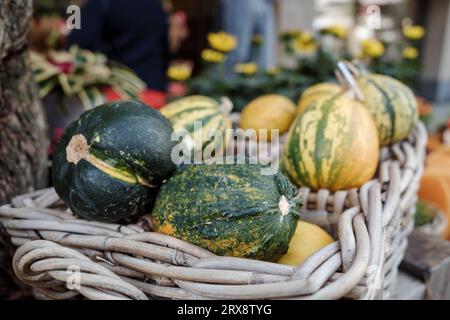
[50,61,420,267]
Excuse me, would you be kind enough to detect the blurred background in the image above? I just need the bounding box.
[30,0,449,104]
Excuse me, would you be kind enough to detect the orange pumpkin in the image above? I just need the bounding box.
[427,132,444,152]
[419,146,450,238]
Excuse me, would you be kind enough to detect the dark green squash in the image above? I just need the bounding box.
[52,100,176,222]
[152,161,300,261]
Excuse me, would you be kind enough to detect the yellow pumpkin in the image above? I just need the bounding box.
[278,220,334,266]
[239,94,296,141]
[297,83,342,114]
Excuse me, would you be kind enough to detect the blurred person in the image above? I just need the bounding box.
[162,0,190,54]
[67,0,169,91]
[221,0,277,69]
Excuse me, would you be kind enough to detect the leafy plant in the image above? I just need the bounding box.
[31,45,146,109]
[180,31,315,111]
[173,23,425,111]
[280,26,423,90]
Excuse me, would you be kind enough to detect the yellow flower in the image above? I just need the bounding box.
[201,49,226,63]
[403,25,425,40]
[207,32,237,52]
[321,25,347,39]
[361,38,385,58]
[234,62,258,75]
[167,64,192,81]
[291,32,317,54]
[266,66,280,76]
[403,46,419,59]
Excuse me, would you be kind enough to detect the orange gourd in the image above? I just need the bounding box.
[427,146,450,164]
[418,168,450,239]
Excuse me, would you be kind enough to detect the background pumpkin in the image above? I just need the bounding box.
[297,83,342,114]
[356,73,418,146]
[152,161,300,261]
[282,93,379,191]
[419,169,450,239]
[418,146,450,239]
[52,100,176,222]
[161,95,231,159]
[278,220,334,266]
[239,94,296,141]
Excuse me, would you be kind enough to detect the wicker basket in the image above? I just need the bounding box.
[0,123,427,300]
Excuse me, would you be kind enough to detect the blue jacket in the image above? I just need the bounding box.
[67,0,169,91]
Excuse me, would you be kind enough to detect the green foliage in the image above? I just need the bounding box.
[368,56,421,91]
[415,200,437,227]
[188,68,312,111]
[185,25,423,109]
[31,45,146,110]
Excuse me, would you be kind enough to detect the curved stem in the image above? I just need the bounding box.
[336,61,365,101]
[219,96,233,115]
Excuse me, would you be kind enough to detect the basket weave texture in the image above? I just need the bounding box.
[0,123,427,300]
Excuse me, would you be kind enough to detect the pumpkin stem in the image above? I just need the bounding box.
[65,134,157,188]
[343,60,361,76]
[66,134,89,164]
[336,61,365,101]
[219,96,233,115]
[279,195,290,216]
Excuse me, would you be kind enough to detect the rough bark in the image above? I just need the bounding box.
[0,0,48,299]
[0,0,48,203]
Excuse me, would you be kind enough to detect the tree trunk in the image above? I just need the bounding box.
[0,0,48,299]
[0,0,48,203]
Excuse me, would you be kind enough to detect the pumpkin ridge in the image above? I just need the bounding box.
[367,78,396,143]
[183,113,220,133]
[286,108,311,186]
[322,97,347,188]
[314,95,339,188]
[396,81,418,134]
[387,80,412,142]
[166,106,218,124]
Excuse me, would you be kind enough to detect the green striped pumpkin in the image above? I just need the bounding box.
[161,96,232,159]
[282,93,379,191]
[356,74,418,146]
[152,161,300,261]
[297,82,342,114]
